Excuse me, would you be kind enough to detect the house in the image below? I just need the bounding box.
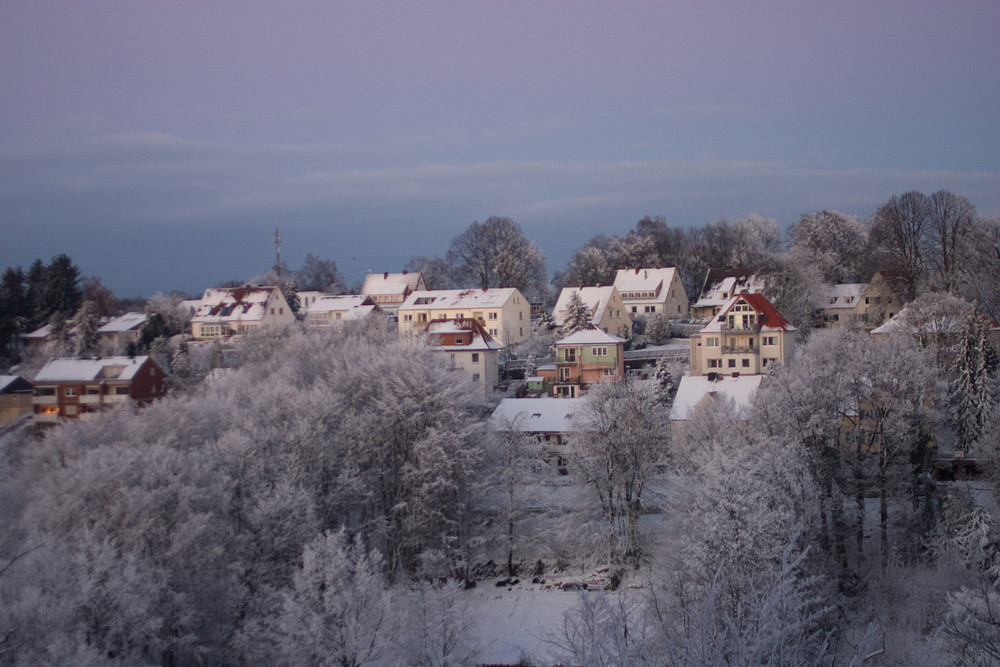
[858,270,909,328]
[613,267,689,320]
[21,324,54,347]
[303,295,381,329]
[689,293,796,376]
[669,374,764,422]
[0,375,34,427]
[817,284,866,328]
[551,286,632,339]
[297,291,327,311]
[97,312,148,349]
[397,288,531,346]
[425,318,502,397]
[870,298,1000,366]
[537,327,625,397]
[690,269,767,321]
[490,396,584,472]
[32,356,168,424]
[361,271,426,317]
[190,286,295,340]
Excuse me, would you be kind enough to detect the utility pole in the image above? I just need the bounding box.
[273,227,282,276]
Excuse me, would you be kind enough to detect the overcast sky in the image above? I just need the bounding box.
[2,1,998,297]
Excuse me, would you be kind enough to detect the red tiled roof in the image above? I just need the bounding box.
[733,293,793,331]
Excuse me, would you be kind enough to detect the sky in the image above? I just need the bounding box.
[2,1,999,297]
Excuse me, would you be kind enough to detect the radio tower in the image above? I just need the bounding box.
[273,227,282,276]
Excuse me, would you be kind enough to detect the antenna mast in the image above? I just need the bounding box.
[273,227,282,276]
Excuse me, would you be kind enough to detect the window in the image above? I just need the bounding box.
[709,359,720,368]
[488,312,498,320]
[64,387,77,397]
[645,306,654,313]
[603,368,615,376]
[556,385,576,398]
[742,358,750,368]
[519,327,523,336]
[559,367,571,380]
[519,311,524,320]
[489,328,498,336]
[404,314,413,322]
[86,386,100,395]
[115,387,129,395]
[471,353,479,363]
[632,306,638,313]
[563,348,577,362]
[728,359,736,368]
[455,337,464,344]
[706,336,719,347]
[472,373,480,382]
[763,336,777,346]
[592,346,608,356]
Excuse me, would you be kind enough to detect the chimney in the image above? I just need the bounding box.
[383,271,388,279]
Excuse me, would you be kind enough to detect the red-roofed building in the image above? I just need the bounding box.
[690,293,796,376]
[424,318,502,397]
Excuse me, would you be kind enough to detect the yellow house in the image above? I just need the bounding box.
[397,288,531,346]
[613,267,689,320]
[552,286,632,339]
[690,293,796,376]
[817,283,866,328]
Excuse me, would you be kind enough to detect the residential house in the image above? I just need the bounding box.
[190,286,295,340]
[0,375,33,426]
[425,318,502,397]
[858,270,909,328]
[817,284,866,328]
[303,295,381,329]
[361,271,426,317]
[32,356,168,424]
[490,396,584,472]
[689,293,796,376]
[551,286,632,339]
[297,291,327,311]
[97,312,148,349]
[690,269,767,321]
[669,374,764,422]
[613,267,689,320]
[871,299,1000,369]
[537,327,625,397]
[397,288,531,346]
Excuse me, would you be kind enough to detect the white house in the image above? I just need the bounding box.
[491,396,585,472]
[551,286,632,338]
[425,318,502,397]
[397,288,531,346]
[689,293,796,376]
[613,268,689,319]
[97,312,148,349]
[303,295,381,329]
[361,272,426,316]
[190,286,295,340]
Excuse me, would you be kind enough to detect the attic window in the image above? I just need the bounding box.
[531,413,542,419]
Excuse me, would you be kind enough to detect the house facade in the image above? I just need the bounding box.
[97,312,148,349]
[0,375,34,426]
[613,267,689,320]
[303,295,381,329]
[817,284,866,328]
[552,286,632,339]
[858,270,909,328]
[537,328,625,397]
[690,269,768,321]
[190,286,295,340]
[397,288,530,346]
[689,293,796,376]
[361,272,426,316]
[32,356,168,424]
[491,397,584,472]
[425,318,501,397]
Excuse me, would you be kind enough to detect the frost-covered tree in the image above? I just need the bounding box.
[447,216,547,295]
[295,253,345,293]
[652,357,676,405]
[561,290,593,335]
[546,590,654,666]
[869,191,933,300]
[396,580,481,667]
[788,209,868,284]
[568,379,669,572]
[953,310,998,452]
[644,313,671,344]
[928,190,978,293]
[72,300,100,357]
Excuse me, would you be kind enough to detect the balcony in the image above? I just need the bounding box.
[719,322,760,334]
[722,345,755,354]
[34,395,57,405]
[80,394,103,405]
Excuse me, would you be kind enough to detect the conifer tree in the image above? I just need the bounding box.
[72,300,100,357]
[953,311,998,451]
[562,290,592,334]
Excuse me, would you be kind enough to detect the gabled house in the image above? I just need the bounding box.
[817,284,866,328]
[690,269,767,321]
[425,318,502,397]
[361,271,426,317]
[537,327,625,397]
[689,293,796,376]
[669,374,763,422]
[303,295,381,329]
[613,267,689,320]
[491,397,584,472]
[397,288,530,346]
[0,375,34,426]
[551,286,632,339]
[98,312,148,349]
[297,291,328,311]
[858,270,910,328]
[190,286,294,340]
[32,356,168,424]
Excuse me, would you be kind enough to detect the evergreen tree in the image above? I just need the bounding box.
[561,290,592,334]
[653,357,676,405]
[45,253,82,317]
[0,267,27,358]
[25,258,48,328]
[953,312,998,451]
[72,300,100,357]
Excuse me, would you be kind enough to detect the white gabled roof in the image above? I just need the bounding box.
[34,356,153,383]
[362,272,424,296]
[304,295,374,317]
[613,268,678,296]
[820,283,865,308]
[669,374,763,421]
[552,286,618,327]
[693,271,768,310]
[400,288,519,310]
[98,312,147,334]
[491,397,585,433]
[191,286,279,323]
[556,328,624,346]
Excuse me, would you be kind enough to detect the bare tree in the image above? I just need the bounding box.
[869,191,932,300]
[928,190,978,293]
[447,217,546,295]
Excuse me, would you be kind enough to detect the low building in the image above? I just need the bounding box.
[398,288,531,346]
[537,328,625,398]
[361,271,426,316]
[98,312,148,349]
[0,375,34,427]
[689,293,796,376]
[32,356,168,424]
[613,267,689,320]
[190,286,295,340]
[491,396,585,472]
[552,286,632,339]
[303,295,381,329]
[669,374,764,422]
[425,318,502,397]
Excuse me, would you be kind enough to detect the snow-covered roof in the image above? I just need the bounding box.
[98,312,147,334]
[33,356,153,383]
[400,288,519,310]
[819,283,865,308]
[362,272,424,296]
[0,375,32,393]
[669,374,763,421]
[613,268,678,296]
[426,318,503,351]
[870,297,998,336]
[22,324,52,340]
[698,293,796,334]
[191,286,279,323]
[491,397,585,433]
[552,286,618,327]
[693,270,767,309]
[556,328,625,346]
[304,294,375,316]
